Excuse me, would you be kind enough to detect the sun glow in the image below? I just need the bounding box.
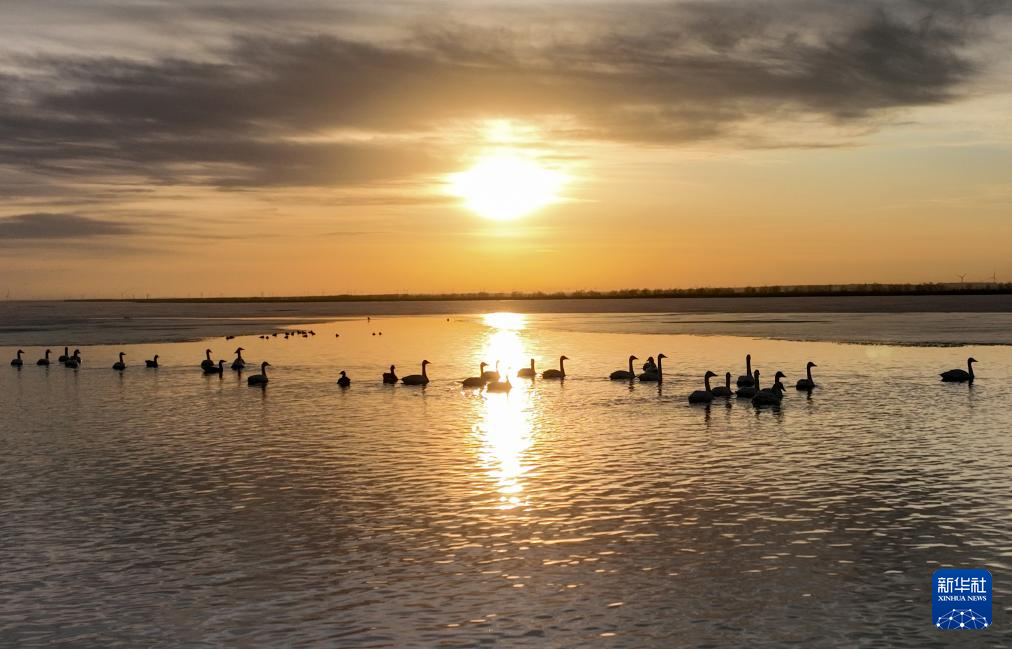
[449,153,566,221]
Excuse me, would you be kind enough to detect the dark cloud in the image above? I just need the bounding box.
[0,213,135,240]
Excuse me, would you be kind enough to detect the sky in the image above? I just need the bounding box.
[1,0,1010,299]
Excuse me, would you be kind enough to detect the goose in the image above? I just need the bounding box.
[796,362,817,390]
[200,349,215,371]
[145,355,159,368]
[711,372,733,397]
[112,352,126,371]
[736,370,761,398]
[203,359,226,375]
[752,372,786,407]
[486,375,512,393]
[638,353,667,382]
[542,355,568,380]
[401,360,430,385]
[462,362,489,388]
[941,357,977,383]
[610,355,639,380]
[517,358,536,379]
[482,361,501,382]
[231,347,246,371]
[37,349,52,366]
[247,361,270,386]
[58,347,70,362]
[337,370,351,388]
[688,371,717,403]
[64,350,81,369]
[10,349,24,367]
[382,364,398,384]
[736,354,754,387]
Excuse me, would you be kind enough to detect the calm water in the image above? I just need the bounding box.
[2,312,1011,647]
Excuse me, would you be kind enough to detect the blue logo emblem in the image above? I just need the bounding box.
[933,569,991,629]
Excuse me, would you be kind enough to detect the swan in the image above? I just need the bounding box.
[37,349,52,366]
[231,347,246,371]
[796,362,817,390]
[337,370,351,387]
[736,354,754,387]
[58,347,69,362]
[204,359,225,375]
[482,361,500,382]
[145,355,159,368]
[736,370,761,398]
[64,350,81,369]
[610,355,639,380]
[382,364,398,384]
[462,362,489,388]
[711,372,733,397]
[752,371,786,407]
[402,360,431,385]
[688,371,717,403]
[486,375,512,393]
[247,361,270,386]
[10,349,24,367]
[517,359,536,379]
[941,357,977,383]
[200,349,215,371]
[542,355,568,380]
[112,352,126,371]
[638,353,666,382]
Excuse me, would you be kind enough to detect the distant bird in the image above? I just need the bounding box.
[112,352,126,371]
[200,349,215,371]
[688,371,717,403]
[382,364,398,384]
[58,347,70,362]
[753,372,786,407]
[610,355,639,380]
[247,361,270,386]
[145,355,159,368]
[638,353,666,382]
[231,347,246,371]
[517,358,536,379]
[10,349,24,367]
[225,335,235,340]
[337,370,351,388]
[37,349,52,366]
[542,355,568,380]
[736,354,754,387]
[402,360,430,385]
[486,375,512,393]
[462,362,489,388]
[64,350,81,369]
[941,357,977,383]
[335,334,340,338]
[736,370,761,398]
[482,361,501,382]
[796,362,818,390]
[711,372,733,397]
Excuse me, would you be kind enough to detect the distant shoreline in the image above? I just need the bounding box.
[68,282,1012,304]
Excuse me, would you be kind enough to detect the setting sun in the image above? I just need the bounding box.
[449,153,566,221]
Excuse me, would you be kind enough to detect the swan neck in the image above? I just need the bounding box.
[704,375,711,391]
[807,365,813,381]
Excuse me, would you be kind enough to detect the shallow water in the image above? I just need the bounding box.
[2,313,1010,647]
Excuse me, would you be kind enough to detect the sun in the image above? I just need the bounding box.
[449,153,566,221]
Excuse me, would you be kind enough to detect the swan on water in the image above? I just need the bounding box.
[382,365,398,384]
[517,359,536,379]
[145,355,159,368]
[10,350,24,367]
[58,347,69,363]
[200,349,215,371]
[752,371,786,407]
[462,362,488,388]
[231,347,246,371]
[736,370,760,398]
[542,355,568,380]
[112,352,126,371]
[610,355,639,380]
[402,360,430,385]
[485,375,512,393]
[482,361,501,382]
[337,370,351,387]
[247,361,270,386]
[204,359,225,375]
[638,353,666,382]
[64,350,81,369]
[940,357,977,383]
[736,354,754,387]
[796,362,817,390]
[37,349,52,366]
[688,371,717,403]
[711,372,733,397]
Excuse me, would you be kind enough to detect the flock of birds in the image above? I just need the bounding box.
[8,341,981,405]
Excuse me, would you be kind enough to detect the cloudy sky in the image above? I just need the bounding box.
[1,0,1010,298]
